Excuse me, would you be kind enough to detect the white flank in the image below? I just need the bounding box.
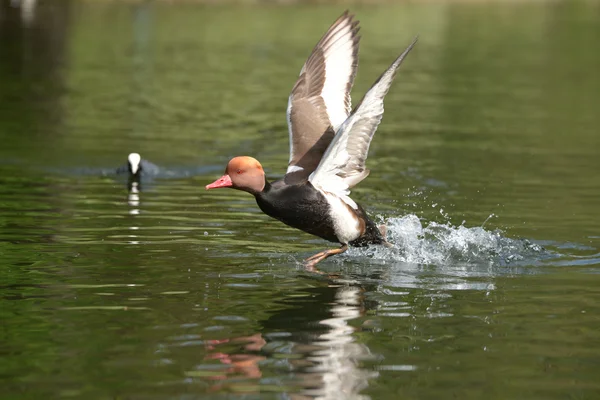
[128,153,141,174]
[321,23,356,131]
[323,191,361,244]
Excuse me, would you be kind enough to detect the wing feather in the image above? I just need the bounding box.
[308,37,418,206]
[285,11,360,184]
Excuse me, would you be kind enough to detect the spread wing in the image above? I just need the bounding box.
[284,11,360,184]
[308,38,418,207]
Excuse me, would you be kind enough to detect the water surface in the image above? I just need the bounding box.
[1,1,600,399]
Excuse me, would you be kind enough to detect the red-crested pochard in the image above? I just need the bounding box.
[207,11,417,269]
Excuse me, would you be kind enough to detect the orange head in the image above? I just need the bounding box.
[206,156,266,194]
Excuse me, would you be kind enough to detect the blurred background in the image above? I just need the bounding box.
[1,0,599,399]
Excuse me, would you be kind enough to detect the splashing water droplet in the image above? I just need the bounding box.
[349,214,545,266]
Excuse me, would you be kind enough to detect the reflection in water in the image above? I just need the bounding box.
[300,285,375,400]
[127,181,140,243]
[203,334,267,385]
[128,181,140,211]
[198,282,375,399]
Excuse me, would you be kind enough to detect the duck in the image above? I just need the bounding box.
[206,11,417,269]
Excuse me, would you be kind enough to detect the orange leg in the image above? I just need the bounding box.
[304,244,348,271]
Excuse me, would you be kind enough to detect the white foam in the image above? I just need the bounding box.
[348,214,544,266]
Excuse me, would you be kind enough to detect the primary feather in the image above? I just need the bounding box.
[309,37,418,207]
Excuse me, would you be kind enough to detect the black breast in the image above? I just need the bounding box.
[254,180,339,243]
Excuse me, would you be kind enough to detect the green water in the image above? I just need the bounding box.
[1,1,600,399]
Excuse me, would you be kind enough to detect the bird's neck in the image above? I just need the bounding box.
[246,177,270,197]
[262,178,272,192]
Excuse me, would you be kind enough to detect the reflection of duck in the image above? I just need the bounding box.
[206,12,416,269]
[203,281,377,399]
[116,153,159,190]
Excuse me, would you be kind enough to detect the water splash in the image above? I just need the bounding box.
[349,214,545,267]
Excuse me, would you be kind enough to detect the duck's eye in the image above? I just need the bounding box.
[236,169,243,175]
